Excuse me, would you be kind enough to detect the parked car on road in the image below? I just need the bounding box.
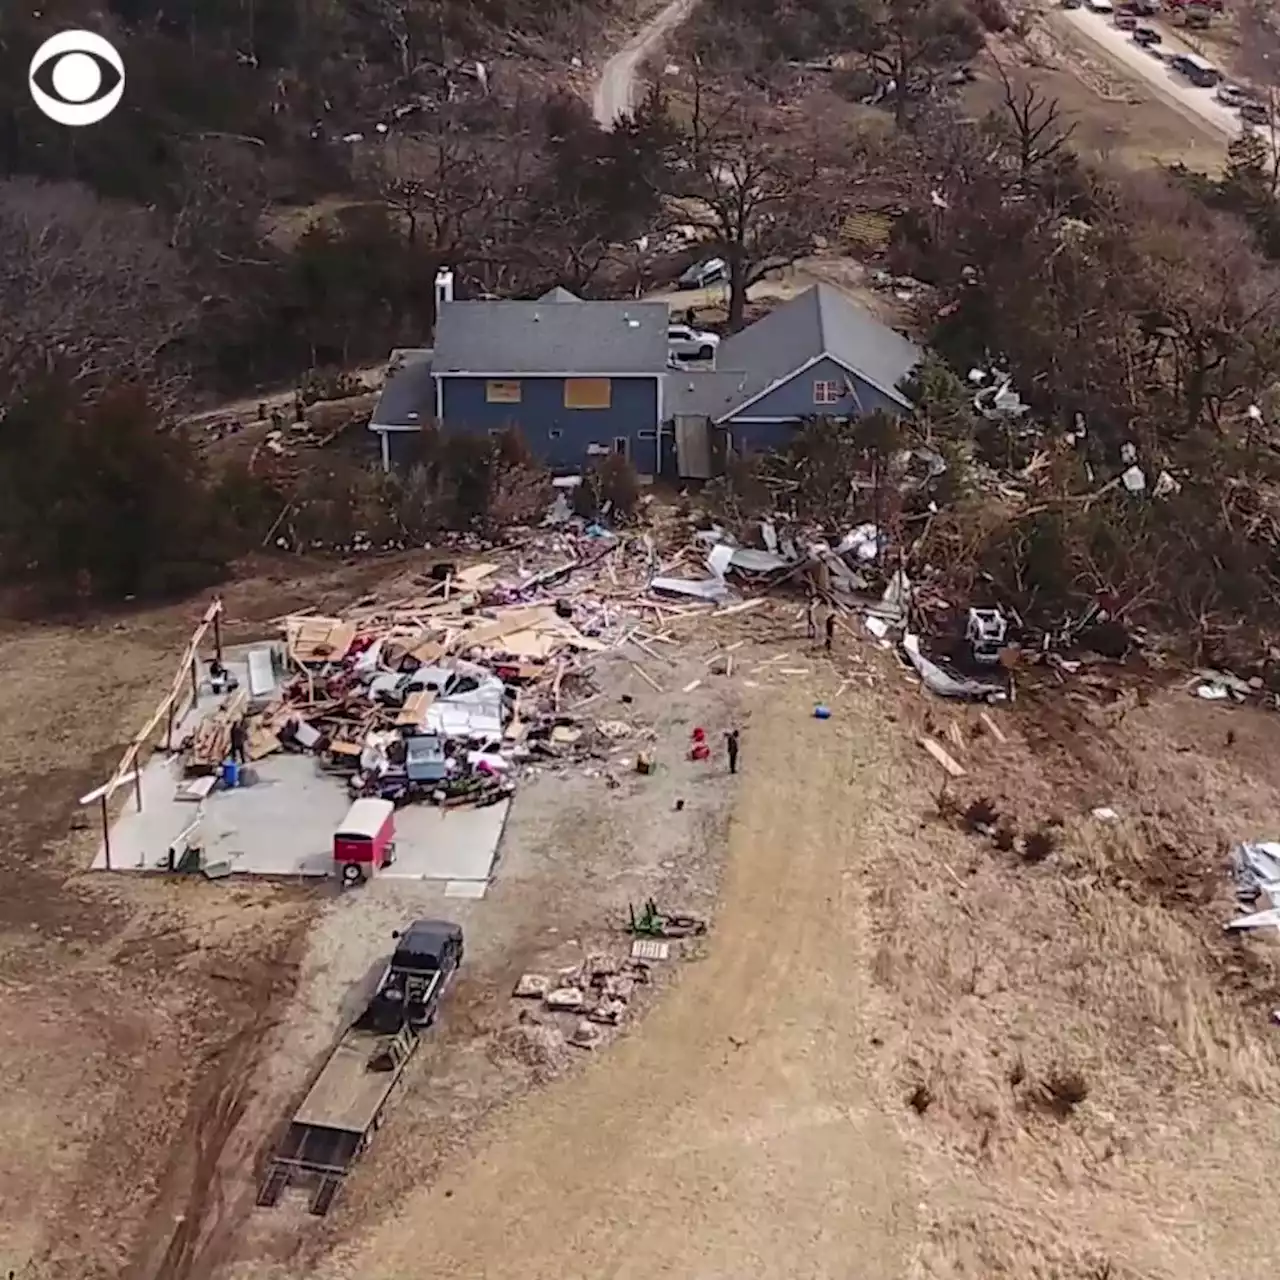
[667,324,720,362]
[677,257,727,290]
[1169,52,1220,86]
[1241,100,1270,125]
[1086,0,1114,13]
[1114,13,1138,28]
[1131,23,1161,43]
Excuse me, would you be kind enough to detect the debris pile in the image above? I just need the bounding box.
[512,951,655,1049]
[1226,841,1280,933]
[189,528,780,811]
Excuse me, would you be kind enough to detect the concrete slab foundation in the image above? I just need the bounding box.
[94,750,509,882]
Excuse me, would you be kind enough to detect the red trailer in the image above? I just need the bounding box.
[334,797,396,886]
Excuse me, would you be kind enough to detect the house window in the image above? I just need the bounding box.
[813,379,842,406]
[564,378,612,409]
[486,379,521,404]
[548,428,563,439]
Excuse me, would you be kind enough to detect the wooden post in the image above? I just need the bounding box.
[101,794,112,871]
[166,697,175,752]
[190,656,199,705]
[213,601,223,663]
[133,767,143,813]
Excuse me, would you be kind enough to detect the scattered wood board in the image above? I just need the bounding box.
[920,736,966,778]
[396,689,437,726]
[979,711,1008,744]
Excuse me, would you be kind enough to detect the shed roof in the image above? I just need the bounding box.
[433,299,668,375]
[369,350,434,430]
[537,286,583,303]
[667,370,755,419]
[715,284,922,414]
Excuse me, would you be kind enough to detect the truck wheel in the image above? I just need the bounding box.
[341,863,365,887]
[698,344,714,361]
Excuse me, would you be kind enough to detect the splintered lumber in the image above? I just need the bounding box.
[630,661,663,693]
[712,598,768,618]
[185,688,248,773]
[287,616,356,664]
[979,711,1008,744]
[705,641,746,665]
[452,562,500,587]
[396,689,436,726]
[919,736,966,778]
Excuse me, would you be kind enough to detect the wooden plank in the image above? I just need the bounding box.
[175,775,216,802]
[919,736,966,778]
[979,711,1008,744]
[396,690,436,726]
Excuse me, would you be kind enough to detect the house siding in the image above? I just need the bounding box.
[439,374,661,474]
[722,357,908,454]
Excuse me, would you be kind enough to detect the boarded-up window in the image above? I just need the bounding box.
[486,379,522,404]
[564,378,612,409]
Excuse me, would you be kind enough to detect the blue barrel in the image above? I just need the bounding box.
[221,759,240,788]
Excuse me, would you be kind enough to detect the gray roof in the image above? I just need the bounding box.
[714,284,921,416]
[537,286,582,303]
[370,349,434,429]
[433,299,668,375]
[667,370,756,419]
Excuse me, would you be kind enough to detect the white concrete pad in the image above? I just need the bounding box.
[385,801,510,882]
[444,880,489,899]
[95,751,509,883]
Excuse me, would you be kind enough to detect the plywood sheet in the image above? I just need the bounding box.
[287,617,357,664]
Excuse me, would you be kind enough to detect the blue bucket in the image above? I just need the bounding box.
[814,704,832,720]
[221,759,241,789]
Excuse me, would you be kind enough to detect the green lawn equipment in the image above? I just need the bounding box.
[627,898,708,938]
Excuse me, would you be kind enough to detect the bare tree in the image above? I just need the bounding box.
[665,84,847,330]
[0,178,197,408]
[850,0,984,127]
[990,60,1076,186]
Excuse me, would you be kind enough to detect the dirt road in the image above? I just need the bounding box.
[313,686,915,1280]
[592,0,698,127]
[1055,9,1245,141]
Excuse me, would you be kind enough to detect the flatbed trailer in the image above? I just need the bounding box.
[257,919,462,1216]
[257,1021,417,1215]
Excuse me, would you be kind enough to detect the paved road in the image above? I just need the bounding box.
[592,0,699,127]
[1056,8,1246,142]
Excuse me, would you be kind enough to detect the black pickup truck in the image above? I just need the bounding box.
[257,918,464,1215]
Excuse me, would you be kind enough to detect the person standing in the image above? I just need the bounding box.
[229,718,248,765]
[824,611,836,653]
[725,728,740,775]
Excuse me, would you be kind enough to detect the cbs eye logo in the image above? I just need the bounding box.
[29,31,125,127]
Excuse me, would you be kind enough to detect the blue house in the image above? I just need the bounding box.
[665,283,923,477]
[370,277,668,474]
[369,274,922,479]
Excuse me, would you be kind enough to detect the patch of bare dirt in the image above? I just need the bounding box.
[0,556,432,1280]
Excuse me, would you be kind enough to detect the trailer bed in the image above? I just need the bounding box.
[257,1022,417,1215]
[293,1030,411,1133]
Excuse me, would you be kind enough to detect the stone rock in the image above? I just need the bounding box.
[544,985,585,1011]
[569,1019,602,1048]
[513,973,550,999]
